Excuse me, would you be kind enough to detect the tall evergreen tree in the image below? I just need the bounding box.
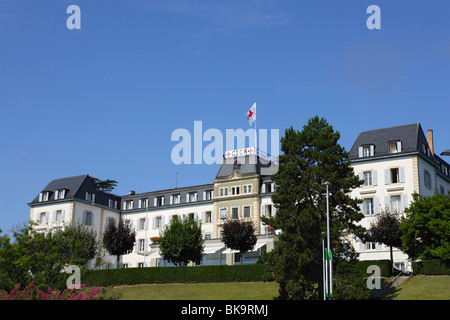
[263,116,367,300]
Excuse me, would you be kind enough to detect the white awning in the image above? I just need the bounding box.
[203,246,225,254]
[223,242,266,254]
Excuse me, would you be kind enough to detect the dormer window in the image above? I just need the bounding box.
[358,145,374,158]
[39,192,50,202]
[85,192,95,202]
[388,141,402,154]
[55,189,66,200]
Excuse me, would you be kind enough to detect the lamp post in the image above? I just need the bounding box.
[324,181,332,300]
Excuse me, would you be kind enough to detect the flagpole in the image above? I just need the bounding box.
[254,102,257,155]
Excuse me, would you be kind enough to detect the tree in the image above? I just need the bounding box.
[102,220,136,267]
[159,216,204,266]
[399,193,450,261]
[54,222,99,269]
[370,212,402,273]
[90,177,118,192]
[222,219,257,265]
[262,116,366,300]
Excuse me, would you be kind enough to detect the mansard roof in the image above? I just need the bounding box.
[348,123,428,159]
[215,154,275,180]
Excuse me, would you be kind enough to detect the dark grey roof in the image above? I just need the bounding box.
[348,123,427,159]
[215,154,275,180]
[29,174,121,207]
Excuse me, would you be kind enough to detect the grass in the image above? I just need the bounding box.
[384,275,450,300]
[96,276,450,300]
[98,282,280,300]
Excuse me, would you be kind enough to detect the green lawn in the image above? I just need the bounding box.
[384,275,450,300]
[98,282,280,300]
[96,276,449,300]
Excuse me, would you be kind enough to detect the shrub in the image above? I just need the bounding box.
[412,259,450,275]
[87,264,269,287]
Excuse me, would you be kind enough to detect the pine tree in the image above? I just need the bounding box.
[263,116,366,299]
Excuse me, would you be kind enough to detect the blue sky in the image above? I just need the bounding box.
[0,0,449,234]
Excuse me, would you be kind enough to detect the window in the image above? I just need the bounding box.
[359,145,374,158]
[187,192,197,202]
[389,141,401,154]
[84,211,93,225]
[108,199,117,209]
[390,168,400,184]
[39,212,47,225]
[204,233,212,240]
[204,211,212,223]
[188,213,195,221]
[219,187,228,197]
[363,146,371,157]
[171,215,178,223]
[231,186,240,195]
[424,170,432,189]
[107,217,115,227]
[232,207,238,219]
[204,190,213,200]
[140,198,148,208]
[155,196,164,206]
[85,192,95,202]
[138,262,144,268]
[55,189,66,200]
[138,239,145,252]
[220,207,227,220]
[365,241,376,250]
[243,184,252,194]
[56,210,62,224]
[363,171,372,186]
[156,216,162,228]
[124,200,133,210]
[124,219,131,229]
[440,185,446,195]
[391,195,401,213]
[39,192,50,202]
[139,218,146,230]
[265,204,273,217]
[364,198,374,215]
[244,206,251,218]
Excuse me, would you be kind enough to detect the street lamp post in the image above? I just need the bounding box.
[324,181,332,300]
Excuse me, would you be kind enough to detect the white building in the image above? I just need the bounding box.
[28,123,449,270]
[347,123,450,271]
[28,154,278,269]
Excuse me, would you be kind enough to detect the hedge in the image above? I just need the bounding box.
[355,260,392,277]
[412,259,450,275]
[86,264,270,287]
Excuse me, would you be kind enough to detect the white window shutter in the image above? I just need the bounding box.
[397,141,402,153]
[162,197,165,206]
[85,192,89,201]
[62,210,65,222]
[170,195,173,205]
[358,172,362,181]
[373,170,378,186]
[384,196,389,213]
[177,194,181,203]
[260,204,265,217]
[211,190,214,199]
[130,200,133,209]
[400,167,405,183]
[186,194,189,203]
[154,198,158,206]
[55,190,59,200]
[92,194,95,203]
[203,191,206,201]
[261,184,266,193]
[82,210,87,224]
[194,193,197,201]
[374,197,380,214]
[358,147,363,158]
[138,200,142,209]
[402,194,408,211]
[122,202,126,210]
[376,242,382,250]
[384,169,389,185]
[51,211,55,224]
[201,211,205,222]
[370,145,374,156]
[39,193,43,202]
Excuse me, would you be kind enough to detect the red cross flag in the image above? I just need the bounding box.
[246,102,256,126]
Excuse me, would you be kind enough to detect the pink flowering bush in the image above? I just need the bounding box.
[0,281,101,300]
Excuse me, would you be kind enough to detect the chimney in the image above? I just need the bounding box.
[427,129,434,156]
[128,190,135,195]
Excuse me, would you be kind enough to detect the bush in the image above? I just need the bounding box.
[355,260,392,277]
[412,260,450,275]
[87,264,269,287]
